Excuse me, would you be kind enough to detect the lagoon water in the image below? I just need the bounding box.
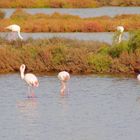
[0,32,129,43]
[0,74,140,140]
[1,7,140,18]
[0,6,135,43]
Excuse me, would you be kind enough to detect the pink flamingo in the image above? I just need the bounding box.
[6,24,23,40]
[137,74,140,81]
[58,71,70,96]
[20,64,39,98]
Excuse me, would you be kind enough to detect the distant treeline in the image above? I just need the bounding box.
[0,0,139,8]
[0,9,140,32]
[0,31,140,75]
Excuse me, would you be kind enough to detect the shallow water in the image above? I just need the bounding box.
[1,7,140,18]
[0,32,128,43]
[0,74,140,140]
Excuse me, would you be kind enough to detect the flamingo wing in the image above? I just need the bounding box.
[24,73,39,87]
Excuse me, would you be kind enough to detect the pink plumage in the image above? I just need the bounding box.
[58,71,70,81]
[20,64,39,97]
[58,71,70,96]
[137,74,140,81]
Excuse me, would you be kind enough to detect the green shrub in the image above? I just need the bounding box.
[128,30,140,52]
[88,54,111,72]
[0,10,5,19]
[50,46,66,65]
[109,41,129,58]
[97,45,110,55]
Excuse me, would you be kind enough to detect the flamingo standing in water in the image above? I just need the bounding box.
[116,26,124,43]
[6,24,23,40]
[20,64,39,98]
[137,74,140,81]
[58,71,70,96]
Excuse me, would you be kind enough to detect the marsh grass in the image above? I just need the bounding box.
[0,10,5,19]
[0,9,140,32]
[0,0,139,8]
[0,30,140,74]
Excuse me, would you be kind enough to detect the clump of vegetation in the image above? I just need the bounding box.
[0,0,139,8]
[0,0,98,8]
[97,0,140,6]
[0,9,140,32]
[0,10,5,19]
[0,30,140,75]
[128,30,140,52]
[109,0,140,6]
[109,42,129,58]
[0,37,107,74]
[88,54,112,73]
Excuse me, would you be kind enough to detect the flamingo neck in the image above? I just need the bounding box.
[61,81,66,95]
[17,31,23,40]
[118,33,122,43]
[20,68,25,79]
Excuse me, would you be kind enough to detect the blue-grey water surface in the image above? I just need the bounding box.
[0,74,140,140]
[0,32,128,43]
[0,7,140,18]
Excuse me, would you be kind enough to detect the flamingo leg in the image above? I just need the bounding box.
[7,32,13,41]
[27,86,31,98]
[27,86,35,98]
[10,32,16,40]
[66,82,69,95]
[31,87,35,98]
[60,81,66,96]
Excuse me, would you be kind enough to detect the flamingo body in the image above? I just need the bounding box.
[6,24,23,40]
[117,26,124,33]
[6,24,20,32]
[20,64,39,97]
[24,73,39,87]
[137,74,140,81]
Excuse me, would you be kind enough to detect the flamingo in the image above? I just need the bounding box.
[20,64,39,98]
[58,71,70,96]
[137,74,140,81]
[116,26,124,43]
[6,24,23,40]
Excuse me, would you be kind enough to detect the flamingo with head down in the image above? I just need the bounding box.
[6,24,23,40]
[58,71,70,96]
[20,64,39,98]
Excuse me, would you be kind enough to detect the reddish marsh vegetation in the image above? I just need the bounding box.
[96,0,140,6]
[0,9,140,32]
[0,0,98,8]
[0,31,140,75]
[0,0,139,8]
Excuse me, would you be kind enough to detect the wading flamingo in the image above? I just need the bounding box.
[58,71,70,96]
[116,26,124,43]
[20,64,39,98]
[6,24,23,40]
[137,74,140,81]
